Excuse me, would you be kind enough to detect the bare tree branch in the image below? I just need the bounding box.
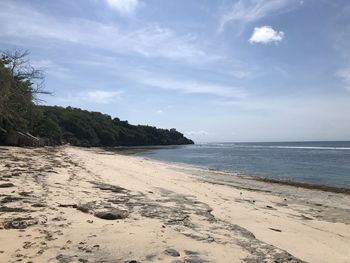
[1,49,52,101]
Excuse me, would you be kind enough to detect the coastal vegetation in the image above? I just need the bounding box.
[0,50,193,147]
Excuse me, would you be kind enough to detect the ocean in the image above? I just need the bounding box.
[136,141,350,188]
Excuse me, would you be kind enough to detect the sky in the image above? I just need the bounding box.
[1,0,350,143]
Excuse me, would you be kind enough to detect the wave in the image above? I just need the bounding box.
[238,145,350,150]
[201,143,350,150]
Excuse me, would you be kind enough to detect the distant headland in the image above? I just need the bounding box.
[0,50,193,147]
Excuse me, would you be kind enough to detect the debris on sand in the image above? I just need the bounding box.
[268,227,282,232]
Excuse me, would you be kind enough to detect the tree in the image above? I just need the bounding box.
[0,49,50,135]
[1,49,49,101]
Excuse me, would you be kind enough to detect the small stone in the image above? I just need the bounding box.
[207,236,215,242]
[94,209,128,220]
[266,205,276,210]
[31,203,46,208]
[164,249,180,257]
[76,204,90,213]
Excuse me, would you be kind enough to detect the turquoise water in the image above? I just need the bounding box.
[137,141,350,188]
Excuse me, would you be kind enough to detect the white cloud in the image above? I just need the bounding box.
[156,109,163,114]
[84,90,123,104]
[141,77,247,98]
[249,26,284,44]
[220,0,303,31]
[336,68,350,91]
[50,90,123,105]
[0,1,219,64]
[230,70,252,79]
[104,0,139,15]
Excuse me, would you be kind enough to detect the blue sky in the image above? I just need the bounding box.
[1,0,350,142]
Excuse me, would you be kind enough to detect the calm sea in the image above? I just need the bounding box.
[137,141,350,188]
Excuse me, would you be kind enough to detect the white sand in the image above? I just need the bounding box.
[0,146,349,263]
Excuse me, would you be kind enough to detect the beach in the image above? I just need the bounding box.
[0,146,349,263]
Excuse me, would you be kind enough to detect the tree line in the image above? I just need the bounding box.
[0,50,194,147]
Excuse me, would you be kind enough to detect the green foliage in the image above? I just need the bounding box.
[0,55,34,134]
[36,106,194,147]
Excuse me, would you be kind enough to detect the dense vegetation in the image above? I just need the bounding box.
[0,50,193,147]
[35,105,193,146]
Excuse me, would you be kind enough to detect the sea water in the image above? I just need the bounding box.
[137,141,350,188]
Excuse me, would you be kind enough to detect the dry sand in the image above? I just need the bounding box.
[0,146,349,263]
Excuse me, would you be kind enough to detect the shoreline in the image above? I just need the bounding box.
[202,167,350,195]
[1,146,349,263]
[118,149,350,195]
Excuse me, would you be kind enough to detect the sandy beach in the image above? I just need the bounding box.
[0,146,349,263]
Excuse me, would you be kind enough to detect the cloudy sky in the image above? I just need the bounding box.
[1,0,350,142]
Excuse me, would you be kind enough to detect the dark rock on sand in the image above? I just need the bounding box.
[76,204,91,213]
[184,250,199,256]
[58,204,78,208]
[301,214,313,220]
[0,183,15,188]
[31,203,46,208]
[92,182,125,193]
[145,254,157,261]
[1,196,23,203]
[3,217,38,229]
[164,249,180,257]
[56,254,78,263]
[0,206,32,212]
[18,191,33,196]
[184,258,208,263]
[94,208,128,220]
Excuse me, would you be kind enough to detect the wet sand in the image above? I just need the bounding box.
[0,146,349,263]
